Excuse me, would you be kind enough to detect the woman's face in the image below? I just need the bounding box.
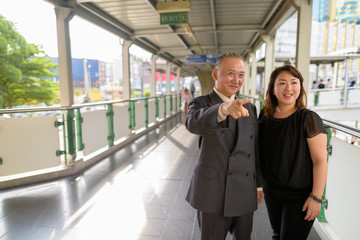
[273,71,301,108]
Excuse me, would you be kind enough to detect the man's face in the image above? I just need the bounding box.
[212,57,245,98]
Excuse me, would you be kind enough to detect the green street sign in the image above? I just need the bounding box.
[160,12,188,25]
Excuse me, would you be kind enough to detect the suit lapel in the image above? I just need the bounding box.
[232,95,241,154]
[208,90,223,105]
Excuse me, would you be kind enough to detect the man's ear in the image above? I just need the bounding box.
[212,69,217,81]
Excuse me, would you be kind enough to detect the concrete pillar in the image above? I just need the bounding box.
[176,67,181,93]
[243,58,251,96]
[166,62,171,94]
[196,71,213,95]
[55,7,74,107]
[334,62,339,88]
[261,34,275,96]
[250,52,257,98]
[150,54,157,97]
[54,7,76,164]
[316,64,320,83]
[83,58,91,101]
[343,58,350,107]
[294,0,312,91]
[122,40,132,100]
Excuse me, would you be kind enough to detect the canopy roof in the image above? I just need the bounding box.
[46,0,297,76]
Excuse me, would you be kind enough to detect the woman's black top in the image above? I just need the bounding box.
[258,108,327,198]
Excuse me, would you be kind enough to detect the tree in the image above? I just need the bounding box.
[0,14,59,108]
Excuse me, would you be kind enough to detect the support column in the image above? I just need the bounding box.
[250,52,257,98]
[294,0,312,91]
[261,34,275,96]
[122,40,132,100]
[55,7,75,107]
[83,58,91,102]
[176,67,181,93]
[343,58,350,107]
[334,61,339,88]
[150,54,157,97]
[166,62,171,95]
[243,58,251,96]
[55,7,76,164]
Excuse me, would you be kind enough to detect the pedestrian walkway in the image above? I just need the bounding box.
[0,114,321,239]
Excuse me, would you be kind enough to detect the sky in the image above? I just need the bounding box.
[0,0,151,62]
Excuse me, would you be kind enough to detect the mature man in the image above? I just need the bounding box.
[185,52,264,240]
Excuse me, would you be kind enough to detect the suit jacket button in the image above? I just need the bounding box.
[246,172,250,176]
[250,135,253,139]
[227,172,232,176]
[248,153,251,158]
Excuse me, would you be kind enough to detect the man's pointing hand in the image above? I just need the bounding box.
[221,99,252,119]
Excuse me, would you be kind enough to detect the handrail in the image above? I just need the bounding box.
[322,119,360,138]
[0,93,180,114]
[307,86,360,93]
[308,86,360,93]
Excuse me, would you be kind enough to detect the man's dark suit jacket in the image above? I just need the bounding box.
[185,90,263,217]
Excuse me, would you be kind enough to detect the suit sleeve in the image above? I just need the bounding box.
[185,97,227,136]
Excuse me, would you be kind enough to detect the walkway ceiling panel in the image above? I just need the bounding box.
[217,32,254,46]
[46,0,293,76]
[146,34,186,49]
[194,32,215,48]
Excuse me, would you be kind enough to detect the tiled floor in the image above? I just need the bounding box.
[0,115,321,240]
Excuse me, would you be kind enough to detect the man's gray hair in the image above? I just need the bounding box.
[214,52,244,69]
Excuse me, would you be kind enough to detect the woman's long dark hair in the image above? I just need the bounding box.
[262,65,307,118]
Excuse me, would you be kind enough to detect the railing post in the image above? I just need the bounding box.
[106,104,114,147]
[314,91,319,106]
[155,97,159,119]
[128,100,135,130]
[179,93,181,109]
[75,108,84,151]
[56,114,67,163]
[175,94,178,112]
[145,99,149,128]
[318,126,332,222]
[164,96,167,118]
[64,109,76,165]
[170,95,173,112]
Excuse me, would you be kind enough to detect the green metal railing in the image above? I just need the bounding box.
[317,126,331,222]
[106,104,115,147]
[75,109,85,151]
[0,93,181,167]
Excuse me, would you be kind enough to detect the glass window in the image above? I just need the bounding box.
[70,16,123,103]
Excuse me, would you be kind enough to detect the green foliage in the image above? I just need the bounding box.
[0,15,59,108]
[131,90,151,98]
[131,90,142,98]
[144,90,150,97]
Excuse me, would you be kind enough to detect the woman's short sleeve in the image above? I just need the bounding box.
[304,111,327,138]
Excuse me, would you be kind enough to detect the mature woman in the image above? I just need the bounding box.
[258,65,328,240]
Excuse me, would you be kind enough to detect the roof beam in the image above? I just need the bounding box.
[209,0,218,54]
[134,25,263,38]
[160,44,249,53]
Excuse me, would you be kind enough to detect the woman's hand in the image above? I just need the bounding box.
[257,190,264,204]
[302,197,321,221]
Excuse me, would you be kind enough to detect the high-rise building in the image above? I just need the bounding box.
[334,0,360,23]
[313,0,360,23]
[313,0,331,22]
